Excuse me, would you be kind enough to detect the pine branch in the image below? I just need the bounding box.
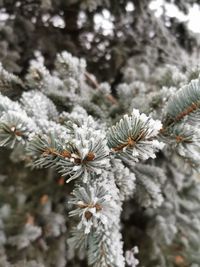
[107,109,164,161]
[85,71,118,105]
[111,158,136,201]
[27,133,69,168]
[27,119,110,183]
[164,77,200,126]
[0,63,24,97]
[1,49,200,267]
[68,179,125,267]
[0,111,37,148]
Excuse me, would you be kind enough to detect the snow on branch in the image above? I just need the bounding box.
[107,109,164,161]
[164,77,200,126]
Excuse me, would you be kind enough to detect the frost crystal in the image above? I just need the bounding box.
[125,247,139,267]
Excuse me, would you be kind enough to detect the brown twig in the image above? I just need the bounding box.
[174,102,199,122]
[84,71,118,105]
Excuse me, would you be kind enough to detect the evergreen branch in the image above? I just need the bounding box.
[0,111,37,148]
[28,121,109,183]
[162,124,200,170]
[107,109,164,161]
[67,227,89,252]
[58,124,109,183]
[85,71,118,105]
[123,160,165,208]
[88,232,111,267]
[1,47,200,267]
[164,78,200,126]
[27,134,70,168]
[0,93,21,115]
[69,183,115,234]
[135,172,164,208]
[111,158,136,201]
[21,90,59,121]
[68,180,125,267]
[0,63,25,96]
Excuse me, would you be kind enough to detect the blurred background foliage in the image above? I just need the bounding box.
[0,0,199,83]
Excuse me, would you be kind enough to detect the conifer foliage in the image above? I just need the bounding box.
[0,49,200,267]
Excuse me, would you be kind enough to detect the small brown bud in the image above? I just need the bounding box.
[15,130,23,136]
[61,150,71,158]
[74,157,82,164]
[127,137,136,147]
[176,135,184,143]
[86,152,95,161]
[84,211,93,220]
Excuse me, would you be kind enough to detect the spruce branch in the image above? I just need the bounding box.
[84,71,118,105]
[0,111,37,148]
[69,182,116,234]
[68,177,125,267]
[1,49,200,267]
[0,63,24,96]
[161,122,200,170]
[27,119,110,183]
[27,133,68,168]
[164,77,200,126]
[107,109,164,161]
[58,122,110,183]
[134,171,164,208]
[21,90,58,121]
[0,93,21,115]
[111,158,136,201]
